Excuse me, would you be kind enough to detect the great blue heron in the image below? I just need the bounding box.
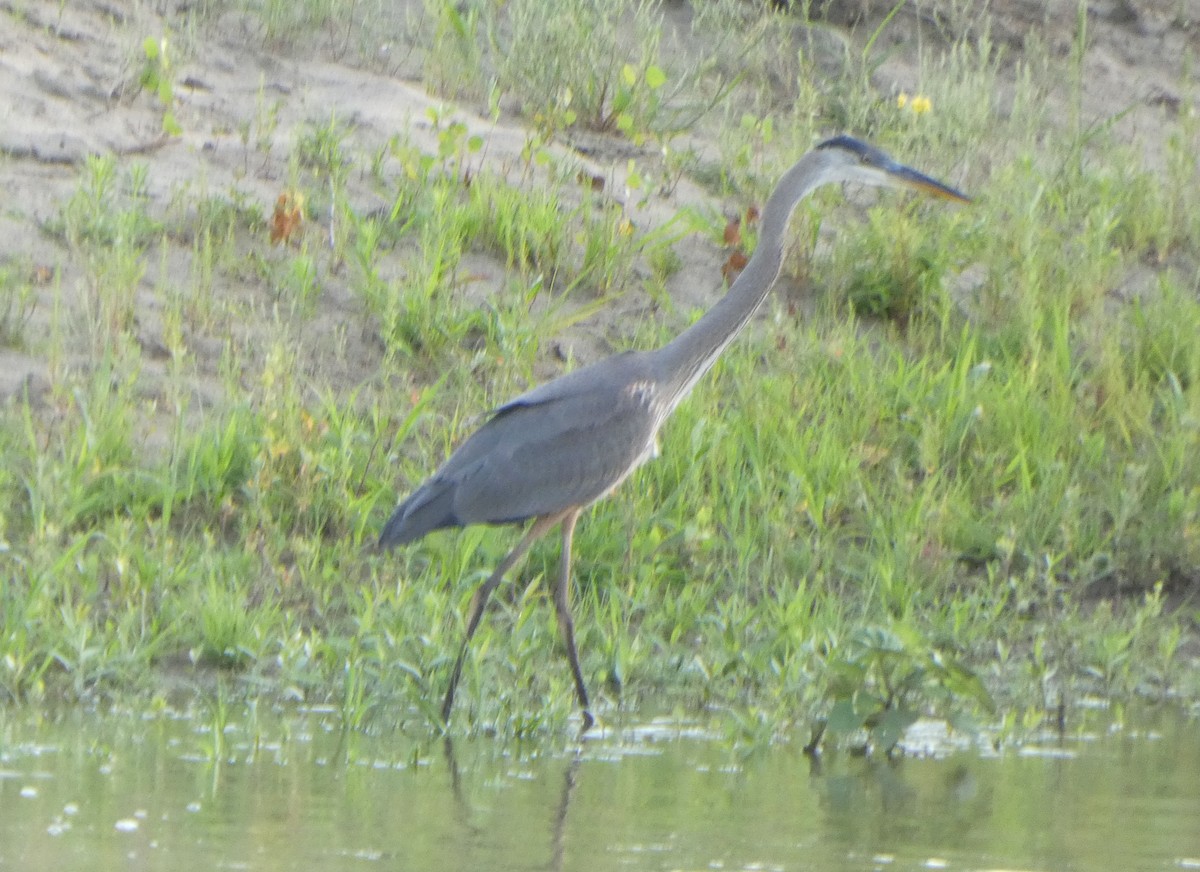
[379,135,969,727]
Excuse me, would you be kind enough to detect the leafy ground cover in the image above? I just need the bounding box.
[1,0,1197,745]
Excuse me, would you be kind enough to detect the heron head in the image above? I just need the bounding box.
[816,135,971,203]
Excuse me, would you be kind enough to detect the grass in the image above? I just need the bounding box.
[1,0,1198,749]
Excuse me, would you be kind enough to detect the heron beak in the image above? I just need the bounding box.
[884,161,972,203]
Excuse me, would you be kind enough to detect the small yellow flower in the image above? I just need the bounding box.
[897,92,933,115]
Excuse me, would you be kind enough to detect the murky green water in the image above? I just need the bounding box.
[1,704,1198,871]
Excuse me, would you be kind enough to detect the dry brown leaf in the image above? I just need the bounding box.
[270,191,304,245]
[722,217,742,246]
[721,250,748,282]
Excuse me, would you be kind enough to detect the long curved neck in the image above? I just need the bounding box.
[650,149,837,409]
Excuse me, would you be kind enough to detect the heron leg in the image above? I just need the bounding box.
[442,512,563,723]
[554,509,593,729]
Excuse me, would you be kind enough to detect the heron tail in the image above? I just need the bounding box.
[378,479,459,549]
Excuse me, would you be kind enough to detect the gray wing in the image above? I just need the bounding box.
[379,353,661,548]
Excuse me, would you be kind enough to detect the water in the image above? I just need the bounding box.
[1,704,1198,871]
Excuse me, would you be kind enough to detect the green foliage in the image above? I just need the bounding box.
[838,207,958,323]
[139,35,181,136]
[819,623,993,755]
[193,564,259,668]
[497,0,669,137]
[0,262,38,348]
[422,0,485,100]
[52,155,160,250]
[3,0,1198,751]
